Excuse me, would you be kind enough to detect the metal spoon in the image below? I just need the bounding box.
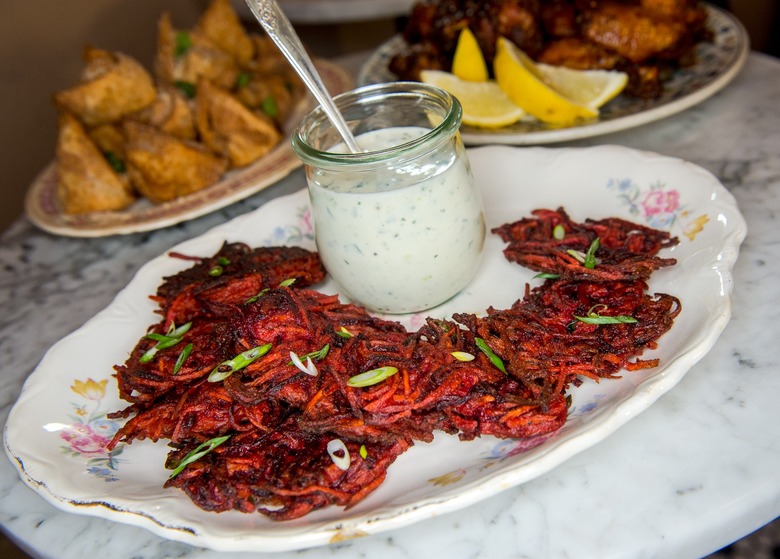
[244,0,361,153]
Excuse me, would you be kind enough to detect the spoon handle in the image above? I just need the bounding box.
[244,0,361,153]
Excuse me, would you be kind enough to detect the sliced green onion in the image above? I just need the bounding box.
[566,238,600,269]
[208,265,223,276]
[168,434,230,479]
[553,224,565,240]
[451,351,475,362]
[167,322,193,338]
[326,438,350,471]
[583,237,600,269]
[306,344,330,361]
[335,326,353,339]
[567,249,587,263]
[574,314,638,325]
[359,444,368,459]
[216,256,231,266]
[289,343,329,376]
[245,287,270,304]
[533,272,560,279]
[290,351,318,376]
[347,366,399,388]
[278,278,296,287]
[208,343,272,382]
[173,343,193,375]
[573,304,637,325]
[474,337,507,374]
[140,321,192,363]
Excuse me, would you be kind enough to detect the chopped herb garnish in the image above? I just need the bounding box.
[208,265,223,276]
[168,434,230,479]
[574,313,638,325]
[261,95,278,118]
[235,71,251,89]
[565,237,600,269]
[216,257,230,266]
[451,351,475,362]
[290,351,318,376]
[104,151,126,173]
[326,438,350,470]
[572,304,637,325]
[583,237,600,269]
[533,272,560,279]
[335,326,353,339]
[290,344,330,364]
[474,337,507,374]
[245,288,270,304]
[174,31,192,57]
[208,343,272,382]
[359,444,368,459]
[553,224,565,240]
[289,345,328,376]
[244,278,297,304]
[172,343,193,375]
[140,321,192,363]
[347,366,399,388]
[174,80,196,99]
[566,249,587,263]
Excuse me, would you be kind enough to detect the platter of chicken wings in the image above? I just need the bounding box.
[358,2,749,144]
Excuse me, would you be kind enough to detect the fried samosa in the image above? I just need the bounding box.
[195,79,281,168]
[88,123,126,160]
[132,82,196,140]
[196,0,254,66]
[55,112,136,214]
[124,120,227,203]
[54,47,156,127]
[154,12,239,91]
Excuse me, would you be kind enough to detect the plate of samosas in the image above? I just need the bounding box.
[25,0,352,238]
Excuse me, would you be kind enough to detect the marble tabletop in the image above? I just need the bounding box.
[1,51,779,559]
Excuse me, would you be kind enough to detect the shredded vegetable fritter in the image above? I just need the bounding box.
[108,210,681,520]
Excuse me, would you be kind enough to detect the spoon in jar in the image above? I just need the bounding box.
[244,0,361,153]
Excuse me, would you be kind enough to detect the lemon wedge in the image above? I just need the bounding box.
[420,70,526,129]
[451,28,489,82]
[493,37,598,125]
[536,64,628,110]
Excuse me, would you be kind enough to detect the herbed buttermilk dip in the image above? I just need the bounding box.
[308,126,485,314]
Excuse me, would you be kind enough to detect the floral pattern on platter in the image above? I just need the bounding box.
[607,178,709,241]
[45,378,124,481]
[428,432,560,488]
[262,205,315,246]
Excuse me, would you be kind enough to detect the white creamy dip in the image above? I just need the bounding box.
[307,126,485,314]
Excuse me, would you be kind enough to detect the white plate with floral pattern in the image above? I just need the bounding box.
[4,145,746,552]
[358,5,749,145]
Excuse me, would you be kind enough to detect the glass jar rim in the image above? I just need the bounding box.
[291,81,462,168]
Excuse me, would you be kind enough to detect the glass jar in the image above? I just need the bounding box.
[292,82,485,314]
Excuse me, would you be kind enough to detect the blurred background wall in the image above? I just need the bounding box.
[0,0,777,235]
